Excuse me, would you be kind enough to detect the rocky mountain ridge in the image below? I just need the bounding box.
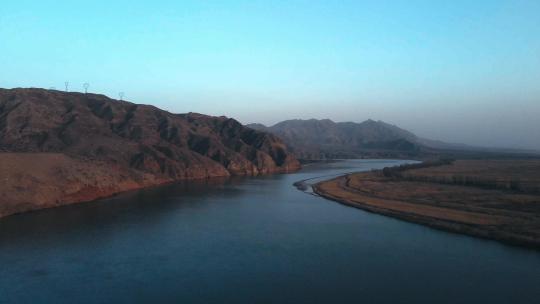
[0,88,300,217]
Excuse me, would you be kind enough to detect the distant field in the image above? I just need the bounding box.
[314,159,540,248]
[399,160,540,193]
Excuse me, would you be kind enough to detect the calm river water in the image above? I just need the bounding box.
[1,159,539,303]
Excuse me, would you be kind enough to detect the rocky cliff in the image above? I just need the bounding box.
[0,88,300,217]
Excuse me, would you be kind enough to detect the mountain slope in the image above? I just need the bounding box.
[247,119,423,159]
[0,88,300,217]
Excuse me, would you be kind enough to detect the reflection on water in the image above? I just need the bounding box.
[0,159,539,304]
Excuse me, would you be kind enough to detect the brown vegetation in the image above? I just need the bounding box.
[314,159,540,248]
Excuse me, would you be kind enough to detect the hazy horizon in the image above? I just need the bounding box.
[2,1,539,149]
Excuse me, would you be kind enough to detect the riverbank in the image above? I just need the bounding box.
[313,160,540,249]
[0,152,299,219]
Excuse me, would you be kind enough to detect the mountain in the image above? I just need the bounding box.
[248,119,540,160]
[247,119,427,159]
[0,88,300,218]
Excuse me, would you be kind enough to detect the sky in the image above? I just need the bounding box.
[1,0,539,149]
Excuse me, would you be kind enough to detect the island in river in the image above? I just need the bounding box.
[314,159,540,248]
[0,88,300,218]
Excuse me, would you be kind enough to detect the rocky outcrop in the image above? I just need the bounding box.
[0,88,300,217]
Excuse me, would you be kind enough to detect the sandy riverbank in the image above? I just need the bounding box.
[313,160,540,249]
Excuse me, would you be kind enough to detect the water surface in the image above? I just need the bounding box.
[1,160,539,303]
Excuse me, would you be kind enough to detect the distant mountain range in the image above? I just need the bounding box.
[247,119,424,159]
[247,119,537,159]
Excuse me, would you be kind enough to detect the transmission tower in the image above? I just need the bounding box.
[119,92,124,101]
[83,83,90,94]
[65,81,69,92]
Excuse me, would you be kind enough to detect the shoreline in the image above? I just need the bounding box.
[0,155,300,220]
[313,174,540,250]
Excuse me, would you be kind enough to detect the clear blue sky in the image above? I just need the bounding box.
[1,0,539,149]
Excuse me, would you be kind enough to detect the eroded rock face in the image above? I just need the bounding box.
[0,88,300,217]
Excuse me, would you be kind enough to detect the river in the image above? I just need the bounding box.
[1,159,539,303]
